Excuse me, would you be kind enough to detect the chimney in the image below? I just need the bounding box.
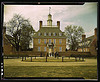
[94,28,97,37]
[39,21,42,29]
[57,21,60,28]
[82,34,86,41]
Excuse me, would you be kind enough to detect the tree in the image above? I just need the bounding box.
[5,14,34,51]
[64,25,84,51]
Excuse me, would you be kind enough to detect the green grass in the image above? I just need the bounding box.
[4,58,97,79]
[4,66,97,79]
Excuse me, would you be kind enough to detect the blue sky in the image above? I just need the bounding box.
[4,2,97,37]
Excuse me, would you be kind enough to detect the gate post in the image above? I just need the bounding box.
[75,57,77,61]
[82,57,84,61]
[62,57,64,62]
[46,56,47,62]
[31,57,32,62]
[25,57,26,60]
[22,57,23,61]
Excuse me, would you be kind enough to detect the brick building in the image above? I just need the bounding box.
[3,26,15,55]
[33,13,66,56]
[77,28,97,55]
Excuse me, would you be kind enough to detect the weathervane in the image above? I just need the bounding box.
[49,7,51,14]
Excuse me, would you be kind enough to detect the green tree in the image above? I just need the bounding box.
[5,14,34,51]
[64,25,84,51]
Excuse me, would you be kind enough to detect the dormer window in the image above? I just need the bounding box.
[53,32,56,36]
[87,41,90,44]
[79,43,82,46]
[49,32,51,36]
[38,32,41,36]
[44,32,46,36]
[59,33,62,36]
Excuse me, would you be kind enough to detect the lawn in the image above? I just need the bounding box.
[4,57,97,79]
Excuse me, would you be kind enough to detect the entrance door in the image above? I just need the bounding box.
[49,48,52,57]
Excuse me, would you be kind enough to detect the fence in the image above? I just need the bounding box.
[21,56,85,62]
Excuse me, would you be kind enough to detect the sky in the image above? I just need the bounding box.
[4,2,97,38]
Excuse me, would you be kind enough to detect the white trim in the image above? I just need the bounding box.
[38,39,41,44]
[38,47,41,51]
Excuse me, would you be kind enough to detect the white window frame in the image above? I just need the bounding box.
[86,48,87,52]
[53,32,56,36]
[49,32,51,36]
[44,39,47,44]
[38,39,41,44]
[59,39,62,44]
[49,39,51,44]
[84,49,85,52]
[59,47,62,51]
[38,47,41,51]
[44,32,46,36]
[44,47,46,51]
[53,39,56,44]
[38,32,41,36]
[59,33,62,36]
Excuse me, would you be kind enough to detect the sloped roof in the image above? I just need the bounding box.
[33,27,66,38]
[5,34,15,45]
[78,35,95,48]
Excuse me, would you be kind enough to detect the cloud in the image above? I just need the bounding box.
[85,29,94,37]
[4,3,97,37]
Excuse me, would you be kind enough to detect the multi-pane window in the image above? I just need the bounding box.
[53,39,56,44]
[38,32,41,36]
[44,32,46,36]
[59,33,62,36]
[44,39,47,44]
[82,48,84,52]
[49,32,51,36]
[38,39,41,44]
[79,43,82,46]
[44,47,46,51]
[59,39,62,44]
[59,47,62,51]
[49,39,51,44]
[86,48,87,52]
[38,47,41,51]
[53,32,56,36]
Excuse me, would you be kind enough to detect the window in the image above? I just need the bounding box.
[59,33,62,36]
[49,32,51,36]
[59,47,62,51]
[82,42,84,45]
[38,39,41,44]
[44,39,47,44]
[49,39,51,44]
[79,43,82,46]
[44,47,46,51]
[53,39,56,44]
[38,32,41,36]
[84,49,85,52]
[86,48,87,52]
[59,39,62,44]
[38,47,41,51]
[44,32,46,36]
[53,32,56,36]
[87,41,90,44]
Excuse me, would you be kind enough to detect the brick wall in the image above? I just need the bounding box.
[33,38,66,52]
